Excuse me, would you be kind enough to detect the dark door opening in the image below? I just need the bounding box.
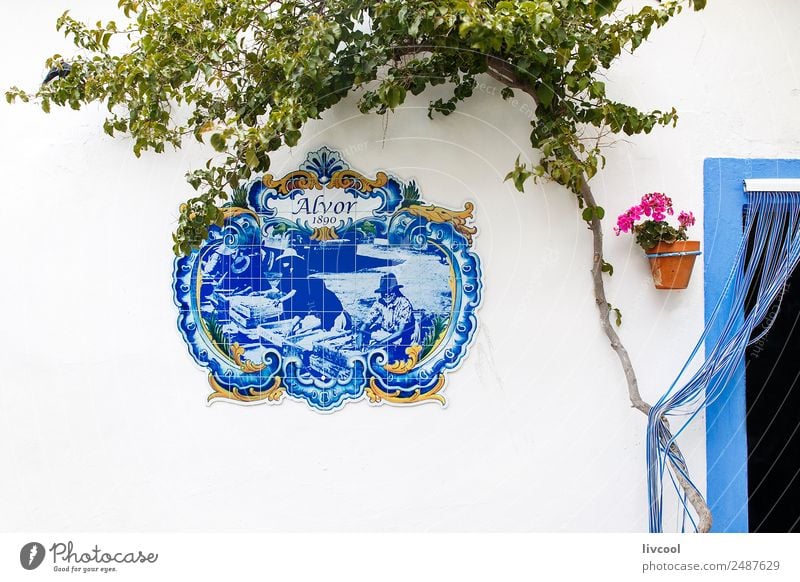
[745,257,800,532]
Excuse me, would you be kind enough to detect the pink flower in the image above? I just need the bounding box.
[639,192,673,221]
[614,204,643,235]
[616,192,693,236]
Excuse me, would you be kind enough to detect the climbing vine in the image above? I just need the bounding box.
[7,0,710,531]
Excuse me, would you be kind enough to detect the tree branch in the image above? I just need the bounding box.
[486,59,712,533]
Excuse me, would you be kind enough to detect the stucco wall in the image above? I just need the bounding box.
[1,1,799,531]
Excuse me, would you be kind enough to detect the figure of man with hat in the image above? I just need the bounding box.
[358,273,414,350]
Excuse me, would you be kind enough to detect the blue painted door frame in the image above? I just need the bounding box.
[703,158,800,532]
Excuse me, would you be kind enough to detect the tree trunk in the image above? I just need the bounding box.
[485,61,712,533]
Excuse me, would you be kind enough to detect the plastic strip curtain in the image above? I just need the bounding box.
[647,191,800,533]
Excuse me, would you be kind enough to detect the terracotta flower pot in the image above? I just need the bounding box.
[646,240,701,289]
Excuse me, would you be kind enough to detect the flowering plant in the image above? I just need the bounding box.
[614,192,696,251]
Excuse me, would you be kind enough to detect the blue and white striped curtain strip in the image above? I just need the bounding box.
[647,191,800,532]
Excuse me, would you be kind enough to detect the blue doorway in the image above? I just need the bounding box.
[703,158,800,532]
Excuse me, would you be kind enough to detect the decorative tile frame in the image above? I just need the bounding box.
[174,148,482,412]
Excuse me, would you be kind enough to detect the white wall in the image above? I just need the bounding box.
[1,1,799,532]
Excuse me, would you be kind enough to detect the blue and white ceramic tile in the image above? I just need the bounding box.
[173,148,482,412]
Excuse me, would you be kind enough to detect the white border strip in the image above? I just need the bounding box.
[743,179,800,192]
[1,533,798,581]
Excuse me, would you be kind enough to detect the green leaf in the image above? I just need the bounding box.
[284,130,301,147]
[245,147,259,170]
[582,207,593,222]
[594,1,617,18]
[504,156,532,193]
[385,84,406,110]
[210,133,226,152]
[536,83,555,108]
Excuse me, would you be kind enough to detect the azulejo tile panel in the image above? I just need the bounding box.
[173,147,483,412]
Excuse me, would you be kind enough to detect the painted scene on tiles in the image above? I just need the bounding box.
[173,148,482,412]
